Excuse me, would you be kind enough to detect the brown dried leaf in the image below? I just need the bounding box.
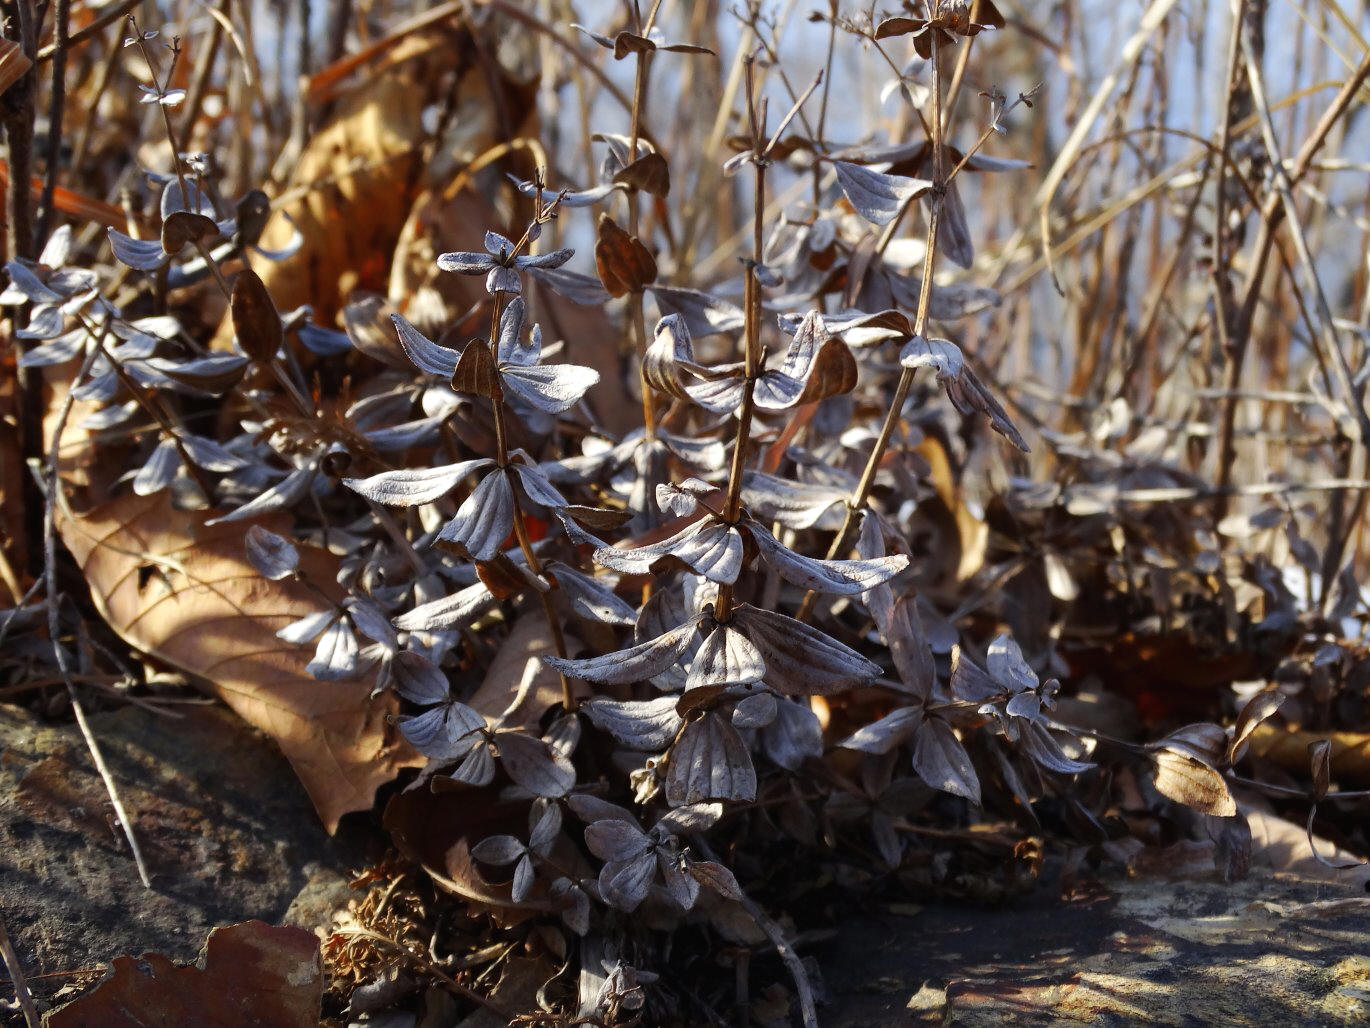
[595,214,657,297]
[1151,750,1237,817]
[56,492,420,831]
[231,269,284,363]
[451,339,502,399]
[46,921,321,1028]
[612,152,671,197]
[160,210,219,256]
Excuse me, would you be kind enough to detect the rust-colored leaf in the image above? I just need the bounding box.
[231,269,284,363]
[56,492,421,832]
[46,921,322,1028]
[451,338,501,399]
[594,214,657,297]
[612,152,671,198]
[160,210,219,257]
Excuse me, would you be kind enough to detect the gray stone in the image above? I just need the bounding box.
[0,701,359,1001]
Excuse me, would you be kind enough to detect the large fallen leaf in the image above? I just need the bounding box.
[46,921,322,1027]
[57,492,420,831]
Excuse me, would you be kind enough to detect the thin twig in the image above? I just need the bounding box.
[36,0,72,246]
[45,342,153,888]
[694,837,817,1028]
[0,916,39,1028]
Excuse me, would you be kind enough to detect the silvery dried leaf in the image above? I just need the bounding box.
[436,470,515,560]
[392,313,458,377]
[687,623,766,691]
[598,852,656,911]
[503,362,600,415]
[529,802,562,851]
[307,618,361,680]
[665,712,756,805]
[584,819,651,862]
[949,646,999,703]
[450,741,497,786]
[568,794,639,825]
[840,707,921,755]
[658,853,699,911]
[732,604,882,694]
[245,525,299,580]
[740,471,848,530]
[833,161,932,225]
[346,458,494,507]
[761,698,823,771]
[547,562,637,626]
[594,519,744,585]
[648,285,745,339]
[1019,721,1094,775]
[731,690,778,729]
[584,696,682,750]
[393,581,496,632]
[208,463,320,525]
[471,834,525,865]
[986,634,1037,693]
[496,731,576,797]
[132,439,179,495]
[936,180,974,269]
[526,265,611,306]
[391,650,449,705]
[911,717,981,803]
[748,521,907,596]
[542,616,702,685]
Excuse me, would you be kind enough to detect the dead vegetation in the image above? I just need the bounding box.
[1,0,1369,1024]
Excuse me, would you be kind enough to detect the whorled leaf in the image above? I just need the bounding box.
[665,712,756,805]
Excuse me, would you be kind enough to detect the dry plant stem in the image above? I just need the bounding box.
[0,917,38,1028]
[129,19,191,202]
[795,38,948,622]
[714,87,768,625]
[485,293,573,709]
[627,42,658,443]
[180,0,231,153]
[1215,47,1370,509]
[37,0,142,62]
[36,0,72,246]
[46,344,153,888]
[694,837,817,1028]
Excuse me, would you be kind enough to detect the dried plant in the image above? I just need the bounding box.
[4,0,1370,1023]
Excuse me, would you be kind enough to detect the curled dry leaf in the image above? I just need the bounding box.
[613,152,671,197]
[56,492,421,831]
[595,214,657,297]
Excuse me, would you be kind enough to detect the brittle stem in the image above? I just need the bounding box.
[486,292,574,710]
[795,34,948,623]
[714,70,768,624]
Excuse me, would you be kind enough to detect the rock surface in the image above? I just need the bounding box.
[0,701,360,993]
[823,856,1370,1025]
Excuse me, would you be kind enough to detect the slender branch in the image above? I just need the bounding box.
[0,917,38,1028]
[36,0,72,246]
[694,837,817,1028]
[46,341,153,888]
[795,27,950,622]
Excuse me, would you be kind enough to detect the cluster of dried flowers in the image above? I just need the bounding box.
[13,1,1361,1021]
